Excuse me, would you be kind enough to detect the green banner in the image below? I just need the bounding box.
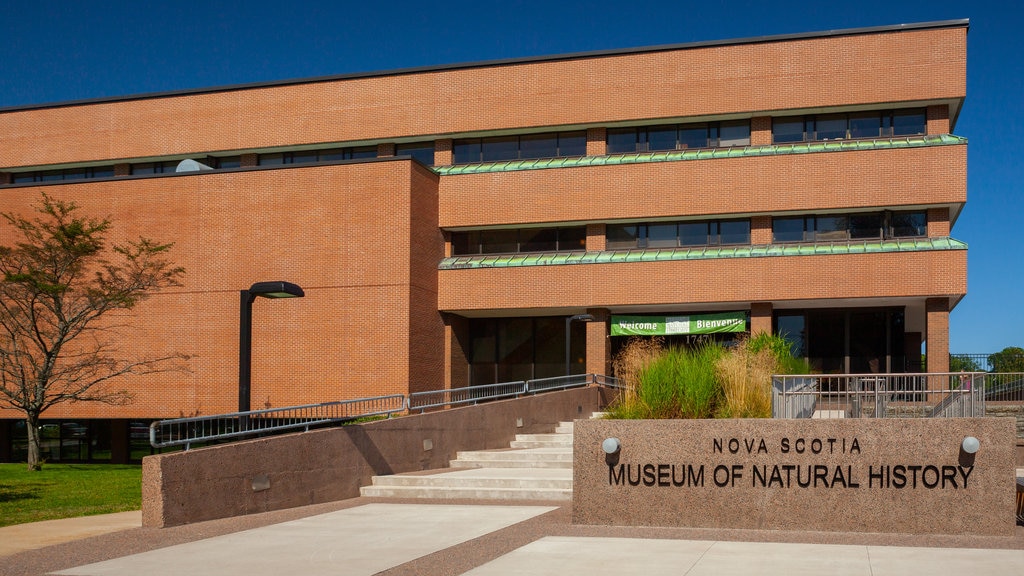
[611,312,748,336]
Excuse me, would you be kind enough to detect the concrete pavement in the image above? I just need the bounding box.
[4,501,1022,576]
[0,511,142,557]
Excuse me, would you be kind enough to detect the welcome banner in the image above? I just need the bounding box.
[610,312,747,336]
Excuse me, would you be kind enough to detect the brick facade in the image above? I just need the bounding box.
[0,22,967,441]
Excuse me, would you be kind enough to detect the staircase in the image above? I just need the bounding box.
[359,420,576,501]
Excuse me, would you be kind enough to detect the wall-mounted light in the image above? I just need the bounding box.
[961,436,980,454]
[602,437,621,455]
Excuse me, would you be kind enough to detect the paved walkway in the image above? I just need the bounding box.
[0,511,142,557]
[2,501,1023,576]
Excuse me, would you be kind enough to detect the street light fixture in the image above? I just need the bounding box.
[565,313,595,377]
[239,281,305,414]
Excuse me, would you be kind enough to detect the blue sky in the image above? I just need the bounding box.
[1,1,1021,353]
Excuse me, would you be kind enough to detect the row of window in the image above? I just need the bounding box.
[607,121,751,154]
[258,146,377,166]
[131,156,241,175]
[772,211,926,243]
[450,211,929,255]
[772,109,926,143]
[453,132,587,164]
[11,165,115,183]
[452,227,587,255]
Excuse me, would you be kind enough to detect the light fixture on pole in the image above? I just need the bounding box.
[239,281,305,414]
[565,313,595,377]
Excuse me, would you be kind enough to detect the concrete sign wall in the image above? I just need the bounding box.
[573,418,1016,536]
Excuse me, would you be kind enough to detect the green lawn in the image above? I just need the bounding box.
[0,463,141,527]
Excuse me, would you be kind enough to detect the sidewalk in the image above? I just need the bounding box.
[0,511,142,557]
[2,499,1023,576]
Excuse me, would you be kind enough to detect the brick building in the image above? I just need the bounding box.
[0,20,968,462]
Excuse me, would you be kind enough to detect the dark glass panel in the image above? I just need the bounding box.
[497,318,534,382]
[807,310,846,374]
[848,112,882,139]
[890,212,927,237]
[64,168,87,180]
[216,156,241,169]
[40,170,63,181]
[291,151,318,164]
[815,114,847,140]
[772,217,807,243]
[520,228,558,252]
[606,128,638,154]
[606,224,639,249]
[814,216,848,241]
[90,167,114,178]
[479,229,518,254]
[772,117,805,143]
[892,108,926,136]
[533,317,565,379]
[646,223,677,248]
[678,222,709,246]
[450,231,477,255]
[259,153,284,166]
[395,142,434,166]
[519,133,558,159]
[720,220,751,245]
[558,131,587,157]
[132,163,156,175]
[481,136,519,162]
[775,313,807,359]
[647,125,678,151]
[850,213,883,239]
[349,146,377,159]
[557,227,586,251]
[453,139,481,164]
[679,124,709,149]
[718,120,750,146]
[12,173,37,183]
[469,319,497,386]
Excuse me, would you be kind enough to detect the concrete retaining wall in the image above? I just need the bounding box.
[573,417,1016,536]
[143,387,609,527]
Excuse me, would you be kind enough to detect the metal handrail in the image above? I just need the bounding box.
[150,395,406,449]
[151,373,623,448]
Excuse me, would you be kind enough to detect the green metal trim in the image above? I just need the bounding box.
[437,237,967,270]
[434,134,966,176]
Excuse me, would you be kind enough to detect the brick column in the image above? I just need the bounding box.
[586,308,612,376]
[378,143,395,157]
[586,223,606,251]
[751,215,772,245]
[927,207,950,237]
[926,105,950,135]
[750,302,773,336]
[587,128,607,156]
[113,163,131,177]
[240,153,259,167]
[926,297,950,376]
[444,313,470,390]
[750,116,772,146]
[435,139,453,166]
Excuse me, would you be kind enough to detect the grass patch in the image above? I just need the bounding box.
[0,464,141,527]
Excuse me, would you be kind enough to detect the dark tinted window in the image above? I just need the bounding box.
[606,224,640,249]
[773,217,807,243]
[520,228,557,252]
[720,220,751,245]
[772,117,805,143]
[850,213,883,239]
[646,223,678,248]
[815,115,847,140]
[718,120,751,146]
[848,112,881,139]
[519,134,559,159]
[479,229,518,254]
[891,212,927,237]
[678,222,709,246]
[453,140,482,164]
[481,136,518,162]
[679,124,710,149]
[892,109,926,136]
[558,132,587,157]
[396,142,435,166]
[647,126,678,151]
[606,128,638,154]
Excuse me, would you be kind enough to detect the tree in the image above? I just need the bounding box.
[988,347,1024,373]
[949,355,982,372]
[0,194,186,470]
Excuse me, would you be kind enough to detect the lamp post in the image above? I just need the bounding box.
[565,314,595,377]
[239,281,305,414]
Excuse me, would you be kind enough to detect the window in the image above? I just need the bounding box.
[11,166,116,183]
[131,161,179,175]
[773,212,927,243]
[212,156,241,169]
[396,142,435,166]
[258,146,376,165]
[772,108,928,143]
[451,227,587,255]
[607,219,751,249]
[607,121,750,153]
[453,131,586,164]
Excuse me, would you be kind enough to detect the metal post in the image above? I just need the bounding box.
[239,289,256,414]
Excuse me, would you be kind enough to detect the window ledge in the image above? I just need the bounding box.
[434,134,966,176]
[438,237,967,269]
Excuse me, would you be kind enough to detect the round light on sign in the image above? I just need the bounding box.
[961,436,980,454]
[602,437,621,454]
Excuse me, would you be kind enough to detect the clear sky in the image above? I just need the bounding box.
[1,1,1020,354]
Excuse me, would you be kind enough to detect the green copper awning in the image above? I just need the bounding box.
[434,134,966,176]
[438,237,967,270]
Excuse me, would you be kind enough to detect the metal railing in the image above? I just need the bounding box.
[772,373,987,419]
[150,395,406,449]
[151,373,620,449]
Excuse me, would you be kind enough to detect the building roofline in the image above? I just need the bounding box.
[1,19,969,114]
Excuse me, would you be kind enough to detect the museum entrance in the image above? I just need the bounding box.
[774,308,908,374]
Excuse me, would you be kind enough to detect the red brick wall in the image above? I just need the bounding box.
[926,297,950,373]
[439,250,967,312]
[0,27,966,168]
[439,145,966,227]
[0,160,442,420]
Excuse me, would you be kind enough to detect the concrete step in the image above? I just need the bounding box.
[367,468,572,490]
[450,455,573,469]
[359,484,571,501]
[509,433,574,448]
[555,423,574,434]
